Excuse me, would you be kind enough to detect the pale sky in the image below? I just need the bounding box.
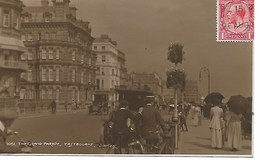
[22,0,252,99]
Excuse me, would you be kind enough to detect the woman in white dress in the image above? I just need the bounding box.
[225,110,243,151]
[193,106,201,126]
[209,105,224,149]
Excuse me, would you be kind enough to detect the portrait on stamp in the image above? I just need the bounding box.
[218,0,254,41]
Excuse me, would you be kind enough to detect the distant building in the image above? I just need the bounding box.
[19,0,96,107]
[130,72,163,99]
[162,80,200,104]
[162,80,182,104]
[184,80,200,103]
[0,0,27,103]
[92,34,127,105]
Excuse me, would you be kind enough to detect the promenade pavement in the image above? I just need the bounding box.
[174,116,252,156]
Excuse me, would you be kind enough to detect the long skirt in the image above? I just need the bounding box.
[193,114,201,126]
[211,128,223,148]
[227,121,242,150]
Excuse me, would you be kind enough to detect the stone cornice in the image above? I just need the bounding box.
[23,40,92,50]
[21,21,92,38]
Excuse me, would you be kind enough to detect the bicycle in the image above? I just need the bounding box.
[106,129,174,154]
[142,130,174,154]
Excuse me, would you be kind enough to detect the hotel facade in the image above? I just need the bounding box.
[19,0,96,107]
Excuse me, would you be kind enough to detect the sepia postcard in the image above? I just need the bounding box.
[0,0,255,158]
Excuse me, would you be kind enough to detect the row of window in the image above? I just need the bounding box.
[22,12,53,23]
[40,68,92,83]
[40,49,60,60]
[19,88,88,102]
[22,32,89,46]
[96,79,119,90]
[21,48,92,64]
[20,88,60,100]
[21,32,56,41]
[40,89,59,100]
[93,46,106,51]
[1,9,19,29]
[41,68,60,82]
[24,16,51,23]
[96,67,120,76]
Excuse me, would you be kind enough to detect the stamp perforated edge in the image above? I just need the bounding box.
[216,0,254,42]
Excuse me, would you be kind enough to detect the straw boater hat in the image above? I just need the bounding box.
[0,109,18,121]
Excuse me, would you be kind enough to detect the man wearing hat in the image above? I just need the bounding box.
[0,109,18,152]
[110,100,135,153]
[138,99,165,146]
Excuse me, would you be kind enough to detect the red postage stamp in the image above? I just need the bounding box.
[217,0,254,41]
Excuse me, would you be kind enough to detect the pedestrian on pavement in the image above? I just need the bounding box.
[193,105,201,126]
[190,104,195,119]
[209,104,224,149]
[225,110,243,151]
[72,99,77,110]
[50,100,56,114]
[178,107,188,131]
[110,100,136,153]
[0,109,20,153]
[64,101,68,112]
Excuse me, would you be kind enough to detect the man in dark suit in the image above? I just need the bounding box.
[138,100,165,145]
[111,100,135,153]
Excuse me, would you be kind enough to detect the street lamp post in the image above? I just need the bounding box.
[199,67,210,95]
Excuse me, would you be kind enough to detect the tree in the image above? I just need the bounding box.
[166,42,186,89]
[166,42,186,123]
[166,69,186,90]
[167,42,185,65]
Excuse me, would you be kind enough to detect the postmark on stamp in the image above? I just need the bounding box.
[217,0,254,41]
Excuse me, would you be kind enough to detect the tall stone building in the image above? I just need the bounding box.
[162,80,200,104]
[130,72,163,99]
[0,0,27,105]
[92,34,127,105]
[162,80,182,103]
[19,0,96,107]
[184,80,200,103]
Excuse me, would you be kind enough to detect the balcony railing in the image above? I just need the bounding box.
[0,60,28,70]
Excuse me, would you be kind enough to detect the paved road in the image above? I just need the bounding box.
[8,111,109,154]
[5,110,252,155]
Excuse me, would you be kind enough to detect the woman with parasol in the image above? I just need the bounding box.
[225,95,249,151]
[207,92,225,149]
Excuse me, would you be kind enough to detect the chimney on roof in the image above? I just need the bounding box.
[41,0,49,6]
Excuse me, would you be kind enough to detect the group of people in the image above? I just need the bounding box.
[209,104,243,151]
[105,99,167,153]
